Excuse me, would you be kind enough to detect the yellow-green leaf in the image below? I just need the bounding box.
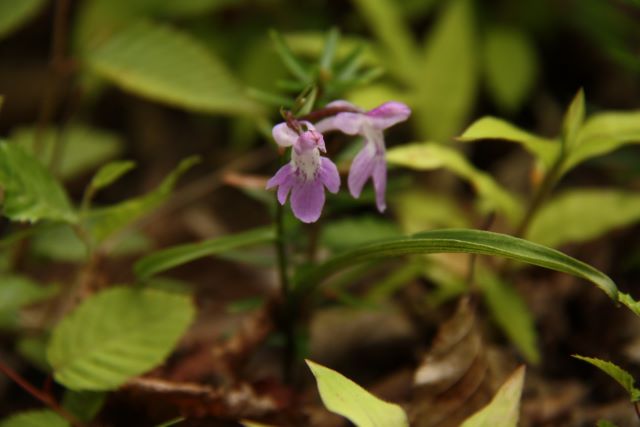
[0,410,69,427]
[562,89,585,149]
[0,0,46,40]
[573,355,640,402]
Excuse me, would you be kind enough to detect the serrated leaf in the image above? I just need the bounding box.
[135,226,275,280]
[306,359,409,427]
[47,287,195,391]
[417,0,477,141]
[527,189,640,247]
[294,229,618,301]
[89,160,136,194]
[479,271,539,364]
[84,156,199,245]
[0,410,69,427]
[483,26,537,112]
[0,0,46,40]
[387,143,522,224]
[0,276,57,329]
[573,355,640,402]
[460,366,525,427]
[562,89,585,149]
[0,142,77,223]
[458,116,559,168]
[10,125,123,181]
[88,21,260,115]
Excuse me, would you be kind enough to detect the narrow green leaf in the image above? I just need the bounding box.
[618,292,640,317]
[155,417,186,427]
[0,410,69,427]
[387,143,522,224]
[460,366,525,427]
[47,287,195,391]
[562,89,586,149]
[417,0,477,141]
[458,116,559,168]
[0,0,46,40]
[135,226,275,280]
[306,359,409,427]
[0,142,77,223]
[573,355,640,402]
[88,21,260,115]
[483,26,537,112]
[89,161,136,194]
[527,189,640,248]
[10,125,123,181]
[294,229,618,301]
[62,391,106,422]
[84,156,199,244]
[319,28,340,71]
[270,30,311,83]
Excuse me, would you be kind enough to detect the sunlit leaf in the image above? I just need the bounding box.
[0,142,77,223]
[0,0,46,40]
[573,355,640,401]
[10,125,123,181]
[483,26,537,112]
[295,229,618,301]
[0,410,69,427]
[562,89,585,149]
[387,143,522,224]
[417,0,477,141]
[47,287,195,391]
[458,116,559,168]
[460,366,526,427]
[88,21,260,115]
[135,226,276,280]
[88,161,136,194]
[306,359,409,427]
[527,189,640,247]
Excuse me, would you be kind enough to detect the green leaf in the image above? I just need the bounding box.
[573,355,640,402]
[135,226,275,280]
[618,292,640,317]
[478,271,539,364]
[84,156,199,245]
[0,0,46,40]
[527,189,640,247]
[417,0,477,141]
[387,143,522,224]
[270,30,312,84]
[319,28,340,72]
[88,160,136,194]
[0,142,77,223]
[597,420,619,427]
[294,229,618,301]
[321,217,400,251]
[306,359,409,427]
[16,335,51,371]
[394,190,470,233]
[460,366,525,427]
[240,421,279,427]
[0,410,69,427]
[47,286,195,391]
[458,116,559,168]
[483,26,537,112]
[10,125,124,181]
[62,391,106,422]
[562,89,585,149]
[88,21,260,115]
[0,276,57,329]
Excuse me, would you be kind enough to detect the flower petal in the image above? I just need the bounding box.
[314,112,366,135]
[290,179,325,223]
[272,122,298,147]
[266,163,295,204]
[372,155,387,212]
[347,142,377,198]
[366,101,411,130]
[324,100,361,111]
[319,157,340,193]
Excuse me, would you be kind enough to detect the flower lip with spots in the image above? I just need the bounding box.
[314,100,411,212]
[266,121,340,223]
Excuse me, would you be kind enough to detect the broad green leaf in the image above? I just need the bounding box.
[351,0,419,84]
[156,0,239,17]
[62,391,106,422]
[387,143,522,224]
[135,226,275,280]
[562,89,585,149]
[527,189,640,247]
[321,217,400,251]
[458,116,559,168]
[483,26,537,112]
[618,292,640,317]
[10,125,123,181]
[294,229,618,301]
[460,366,525,427]
[478,271,539,364]
[0,0,46,40]
[306,359,409,427]
[84,156,199,244]
[0,410,69,427]
[417,0,477,141]
[573,355,640,401]
[88,160,136,194]
[565,110,640,171]
[0,142,77,223]
[0,276,57,329]
[47,287,195,391]
[88,21,260,115]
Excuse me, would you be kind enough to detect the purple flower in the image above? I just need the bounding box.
[266,122,340,223]
[315,100,411,212]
